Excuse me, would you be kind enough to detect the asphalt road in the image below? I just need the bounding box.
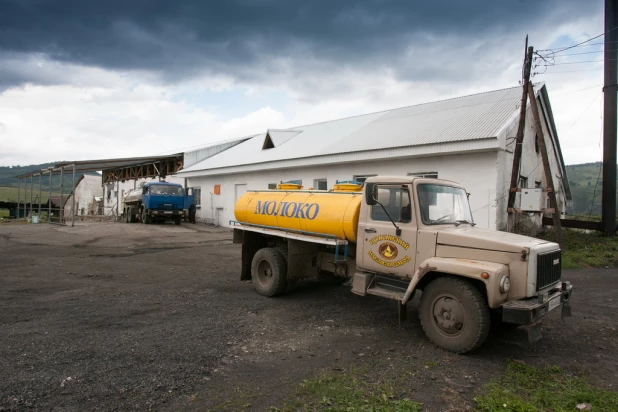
[0,222,617,411]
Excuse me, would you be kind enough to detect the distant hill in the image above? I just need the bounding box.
[0,163,100,202]
[565,162,616,216]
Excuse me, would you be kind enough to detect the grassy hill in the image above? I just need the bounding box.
[0,163,98,202]
[565,162,612,216]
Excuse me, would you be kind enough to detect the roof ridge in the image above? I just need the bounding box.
[279,84,524,131]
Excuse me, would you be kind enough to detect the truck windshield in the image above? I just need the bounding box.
[149,185,184,196]
[417,184,473,225]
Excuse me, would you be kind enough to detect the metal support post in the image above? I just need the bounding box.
[30,175,33,217]
[38,173,42,216]
[17,177,20,219]
[602,0,617,236]
[60,167,64,224]
[116,179,119,217]
[48,171,52,222]
[71,165,76,227]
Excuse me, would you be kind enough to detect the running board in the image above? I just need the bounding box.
[366,286,404,301]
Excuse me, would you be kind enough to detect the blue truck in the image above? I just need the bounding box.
[123,182,194,225]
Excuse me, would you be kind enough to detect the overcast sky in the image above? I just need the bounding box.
[0,0,607,167]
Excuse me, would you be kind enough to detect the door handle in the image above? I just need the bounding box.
[365,228,376,233]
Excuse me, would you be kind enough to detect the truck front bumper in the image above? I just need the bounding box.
[150,210,184,216]
[501,281,573,325]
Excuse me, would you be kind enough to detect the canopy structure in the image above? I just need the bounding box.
[14,154,184,226]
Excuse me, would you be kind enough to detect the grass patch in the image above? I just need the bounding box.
[541,228,618,269]
[475,361,618,411]
[272,368,422,412]
[0,186,59,204]
[0,209,9,218]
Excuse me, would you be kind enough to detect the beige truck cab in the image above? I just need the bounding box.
[232,176,573,353]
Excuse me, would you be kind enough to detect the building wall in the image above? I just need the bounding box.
[186,151,499,228]
[64,175,103,217]
[102,175,183,216]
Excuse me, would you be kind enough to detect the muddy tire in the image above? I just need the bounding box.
[251,248,287,297]
[419,277,490,354]
[141,209,150,224]
[174,217,181,226]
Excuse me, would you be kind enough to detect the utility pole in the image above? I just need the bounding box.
[602,0,618,236]
[507,38,534,231]
[528,83,563,247]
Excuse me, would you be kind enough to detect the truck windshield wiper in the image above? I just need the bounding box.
[455,220,476,226]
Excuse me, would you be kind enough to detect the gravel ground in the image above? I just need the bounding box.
[0,222,617,411]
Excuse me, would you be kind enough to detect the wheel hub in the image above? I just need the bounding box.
[256,260,274,287]
[432,295,465,336]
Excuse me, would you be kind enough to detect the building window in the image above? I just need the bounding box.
[268,183,277,189]
[519,177,528,189]
[193,187,201,207]
[353,174,376,183]
[535,134,540,154]
[371,186,411,223]
[408,172,438,179]
[314,179,327,190]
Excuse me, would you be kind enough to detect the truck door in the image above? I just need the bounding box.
[357,184,417,277]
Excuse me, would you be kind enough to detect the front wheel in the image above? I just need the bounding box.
[141,209,150,224]
[174,217,181,226]
[251,248,287,297]
[419,277,490,354]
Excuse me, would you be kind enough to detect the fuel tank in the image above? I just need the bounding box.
[234,189,362,243]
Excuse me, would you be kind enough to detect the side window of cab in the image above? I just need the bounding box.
[371,186,411,223]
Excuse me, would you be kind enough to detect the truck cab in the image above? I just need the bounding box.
[232,176,573,353]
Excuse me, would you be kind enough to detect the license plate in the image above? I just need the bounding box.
[548,296,561,312]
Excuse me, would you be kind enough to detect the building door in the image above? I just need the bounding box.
[235,184,247,202]
[357,184,417,277]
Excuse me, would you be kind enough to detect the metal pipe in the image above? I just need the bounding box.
[60,167,64,224]
[71,164,76,227]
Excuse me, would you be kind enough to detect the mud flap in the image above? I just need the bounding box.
[524,321,543,344]
[561,302,572,320]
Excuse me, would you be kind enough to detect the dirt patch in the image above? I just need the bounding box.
[0,223,617,411]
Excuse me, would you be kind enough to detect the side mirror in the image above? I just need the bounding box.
[365,183,377,205]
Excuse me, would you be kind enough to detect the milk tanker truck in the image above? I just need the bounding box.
[231,177,573,353]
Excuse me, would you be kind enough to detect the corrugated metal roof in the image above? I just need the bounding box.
[180,85,534,174]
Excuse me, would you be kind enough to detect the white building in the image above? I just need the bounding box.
[178,84,571,231]
[64,174,104,217]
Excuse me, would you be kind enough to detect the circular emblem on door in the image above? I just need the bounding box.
[378,242,398,260]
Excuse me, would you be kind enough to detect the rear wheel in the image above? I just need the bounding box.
[124,208,129,223]
[419,277,490,354]
[251,248,287,297]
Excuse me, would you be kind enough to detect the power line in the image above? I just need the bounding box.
[569,92,603,129]
[555,50,609,57]
[553,84,603,96]
[541,68,604,74]
[538,59,615,66]
[537,27,618,54]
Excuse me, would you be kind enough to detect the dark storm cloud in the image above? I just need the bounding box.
[0,0,597,88]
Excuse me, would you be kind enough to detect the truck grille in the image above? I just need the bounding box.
[536,250,561,291]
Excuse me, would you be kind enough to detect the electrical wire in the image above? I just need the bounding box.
[538,59,614,66]
[537,27,618,55]
[552,84,603,96]
[540,68,604,74]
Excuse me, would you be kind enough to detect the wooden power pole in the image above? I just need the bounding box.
[602,0,617,236]
[507,40,534,230]
[527,83,563,247]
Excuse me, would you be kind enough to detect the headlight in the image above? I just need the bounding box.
[500,275,511,293]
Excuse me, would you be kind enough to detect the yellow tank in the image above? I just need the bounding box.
[234,190,362,243]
